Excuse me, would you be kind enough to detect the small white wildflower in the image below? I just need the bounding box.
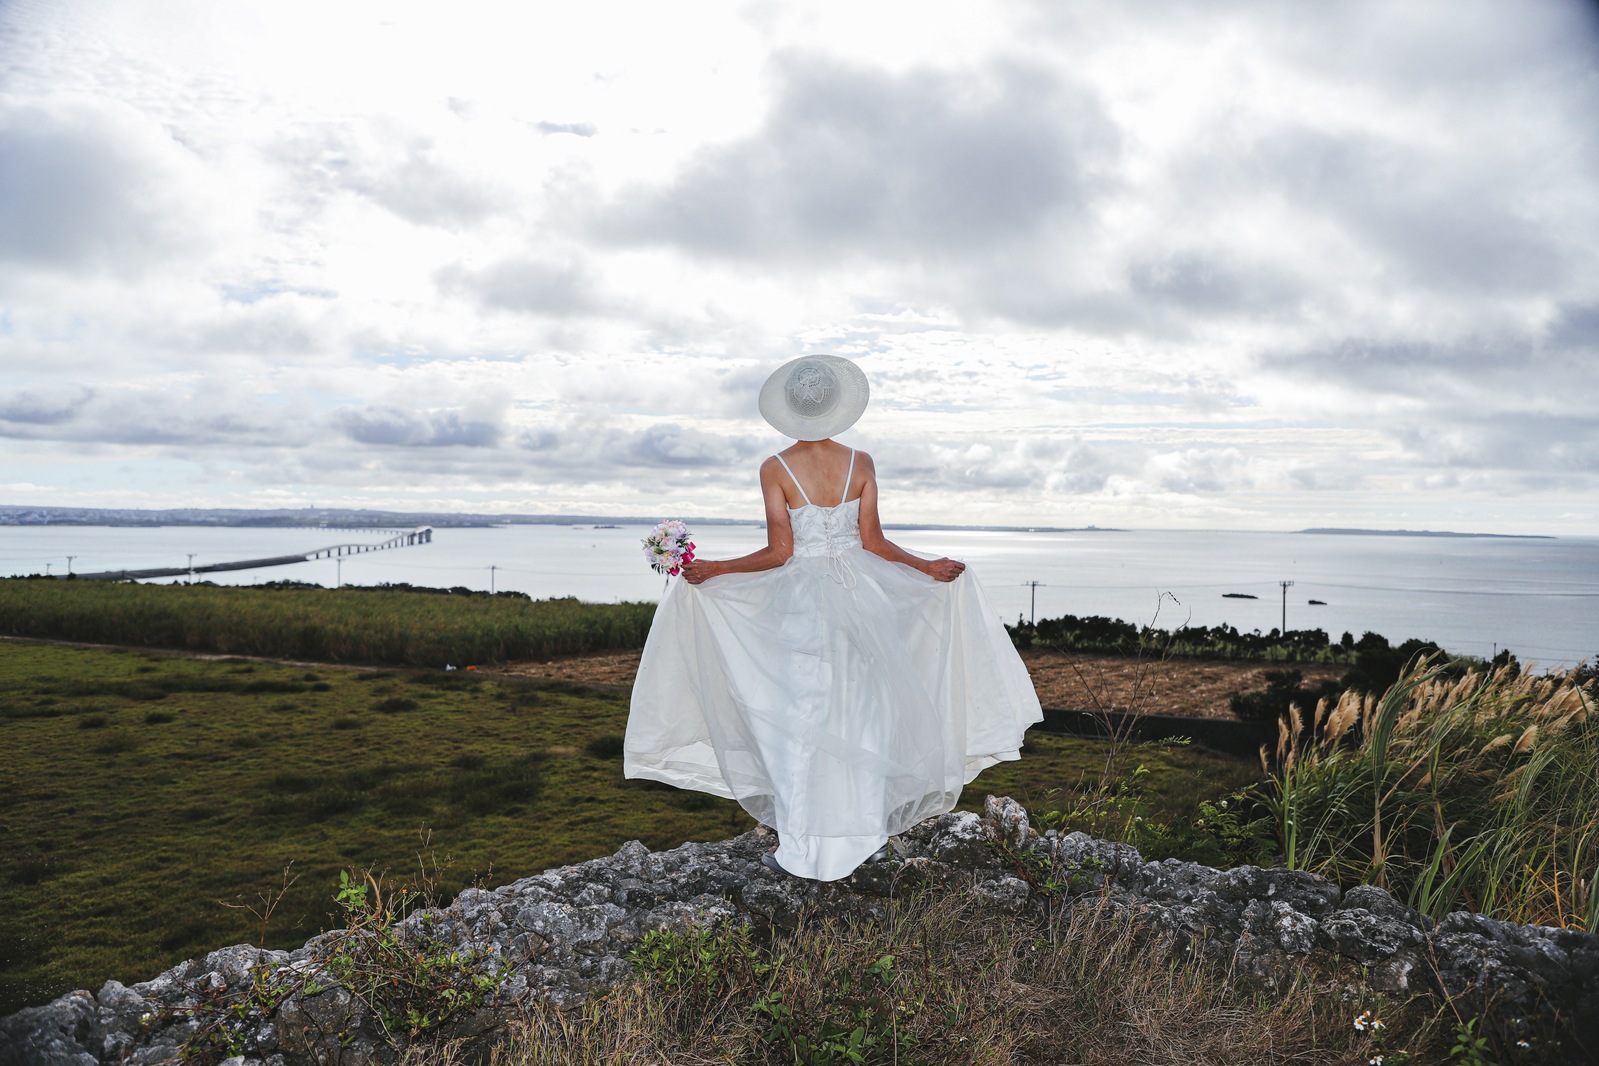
[1354,1010,1371,1031]
[1518,1040,1531,1049]
[1371,1018,1385,1032]
[1369,1056,1383,1065]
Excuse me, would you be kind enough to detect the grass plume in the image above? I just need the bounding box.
[1260,659,1598,928]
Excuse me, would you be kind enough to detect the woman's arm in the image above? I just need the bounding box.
[681,458,795,585]
[856,454,966,583]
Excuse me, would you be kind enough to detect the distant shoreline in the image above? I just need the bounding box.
[1298,527,1556,540]
[0,505,1119,536]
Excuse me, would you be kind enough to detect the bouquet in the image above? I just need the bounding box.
[643,519,696,577]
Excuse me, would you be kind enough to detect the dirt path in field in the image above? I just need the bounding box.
[496,648,1346,721]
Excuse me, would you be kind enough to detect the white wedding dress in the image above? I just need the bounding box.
[624,452,1043,881]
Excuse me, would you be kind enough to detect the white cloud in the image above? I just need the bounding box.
[0,0,1595,532]
[0,102,210,278]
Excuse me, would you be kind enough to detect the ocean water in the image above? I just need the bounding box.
[3,524,1596,666]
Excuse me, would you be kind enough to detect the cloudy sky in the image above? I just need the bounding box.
[1,0,1596,533]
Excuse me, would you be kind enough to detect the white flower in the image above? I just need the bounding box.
[1369,1056,1383,1065]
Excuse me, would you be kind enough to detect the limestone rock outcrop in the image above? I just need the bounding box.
[4,796,1596,1064]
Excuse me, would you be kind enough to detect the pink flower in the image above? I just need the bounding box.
[643,519,695,578]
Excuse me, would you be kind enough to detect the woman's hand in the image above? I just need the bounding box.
[925,557,966,583]
[681,559,720,585]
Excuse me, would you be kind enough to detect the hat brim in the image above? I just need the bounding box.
[757,355,870,441]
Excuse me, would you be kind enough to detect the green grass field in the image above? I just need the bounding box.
[0,640,1258,1017]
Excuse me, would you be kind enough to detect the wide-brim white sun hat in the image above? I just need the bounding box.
[758,355,870,441]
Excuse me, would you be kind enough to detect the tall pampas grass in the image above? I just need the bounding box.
[1259,658,1598,928]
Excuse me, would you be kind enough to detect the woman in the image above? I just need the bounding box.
[624,354,1042,880]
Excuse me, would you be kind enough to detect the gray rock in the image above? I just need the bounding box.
[1317,885,1429,969]
[971,875,1032,914]
[984,795,1036,851]
[5,797,1596,1062]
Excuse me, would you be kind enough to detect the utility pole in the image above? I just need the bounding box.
[1280,580,1295,633]
[66,555,76,576]
[489,565,498,595]
[335,557,343,588]
[1021,580,1046,625]
[187,553,196,585]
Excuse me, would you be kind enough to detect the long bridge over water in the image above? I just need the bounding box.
[60,527,433,581]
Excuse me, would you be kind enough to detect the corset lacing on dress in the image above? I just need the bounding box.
[776,450,861,590]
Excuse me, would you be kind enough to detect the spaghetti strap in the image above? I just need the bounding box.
[841,449,856,502]
[774,454,813,506]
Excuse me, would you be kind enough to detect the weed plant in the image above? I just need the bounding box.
[1260,660,1599,928]
[180,862,507,1061]
[456,890,1449,1065]
[0,579,655,666]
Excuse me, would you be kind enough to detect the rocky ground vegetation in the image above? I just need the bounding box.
[4,797,1594,1065]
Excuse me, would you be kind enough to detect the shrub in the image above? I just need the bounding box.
[93,732,137,755]
[447,756,544,815]
[1229,669,1344,726]
[1340,632,1446,694]
[584,734,625,759]
[1009,611,1412,665]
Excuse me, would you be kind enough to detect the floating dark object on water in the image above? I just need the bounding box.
[1308,599,1327,605]
[1222,592,1259,599]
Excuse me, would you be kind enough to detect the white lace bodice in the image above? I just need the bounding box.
[776,451,862,585]
[790,497,862,557]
